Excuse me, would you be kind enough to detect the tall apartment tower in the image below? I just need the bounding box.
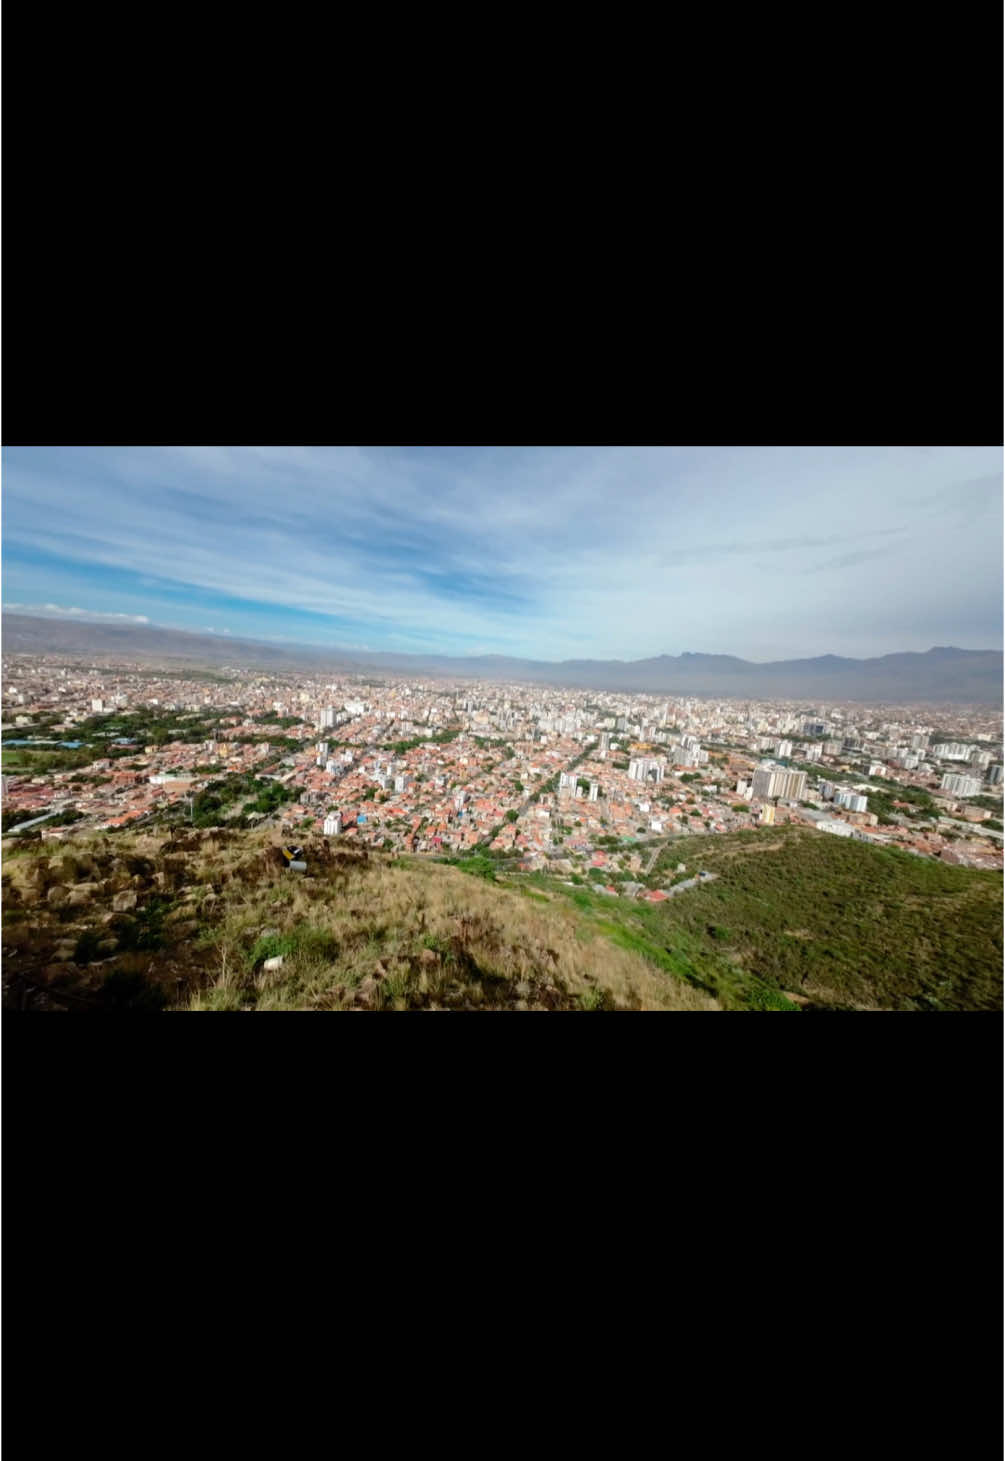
[940,772,982,798]
[599,732,610,759]
[751,765,807,801]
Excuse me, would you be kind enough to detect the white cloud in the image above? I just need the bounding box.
[3,446,1001,658]
[4,602,150,624]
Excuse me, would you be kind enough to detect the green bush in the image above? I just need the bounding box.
[746,984,801,1011]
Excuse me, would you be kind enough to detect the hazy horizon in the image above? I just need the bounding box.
[2,446,1001,660]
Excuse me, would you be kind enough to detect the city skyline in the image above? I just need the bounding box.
[3,446,1002,660]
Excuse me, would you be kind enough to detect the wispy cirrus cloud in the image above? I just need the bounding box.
[1,446,1001,658]
[804,547,899,573]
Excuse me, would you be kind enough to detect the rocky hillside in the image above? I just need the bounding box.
[0,828,717,1012]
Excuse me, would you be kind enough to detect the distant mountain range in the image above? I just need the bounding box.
[2,614,1002,703]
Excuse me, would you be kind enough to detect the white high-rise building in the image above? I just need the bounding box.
[940,772,982,798]
[931,743,974,762]
[751,765,808,801]
[323,812,342,836]
[628,757,664,783]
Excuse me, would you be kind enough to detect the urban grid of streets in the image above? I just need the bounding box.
[2,654,1003,892]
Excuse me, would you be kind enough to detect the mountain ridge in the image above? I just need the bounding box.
[2,614,1001,703]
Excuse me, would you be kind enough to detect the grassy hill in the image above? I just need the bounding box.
[632,825,1001,1010]
[0,828,716,1012]
[2,824,1000,1011]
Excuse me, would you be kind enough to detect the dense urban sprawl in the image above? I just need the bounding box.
[3,653,1002,888]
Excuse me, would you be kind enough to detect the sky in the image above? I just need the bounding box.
[1,445,1001,662]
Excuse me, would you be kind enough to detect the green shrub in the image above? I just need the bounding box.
[746,984,801,1012]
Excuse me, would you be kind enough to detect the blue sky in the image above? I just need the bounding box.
[2,445,1001,661]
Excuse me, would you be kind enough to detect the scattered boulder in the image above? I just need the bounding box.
[65,885,99,907]
[46,885,68,907]
[112,890,138,913]
[418,948,440,967]
[263,955,285,972]
[52,942,77,962]
[97,938,119,956]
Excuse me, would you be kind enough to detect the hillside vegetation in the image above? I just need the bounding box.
[641,825,1001,1010]
[0,828,716,1012]
[2,823,1000,1012]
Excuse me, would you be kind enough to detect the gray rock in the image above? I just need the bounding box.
[263,955,284,972]
[112,890,137,912]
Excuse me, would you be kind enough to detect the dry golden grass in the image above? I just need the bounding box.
[3,827,719,1011]
[187,855,718,1010]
